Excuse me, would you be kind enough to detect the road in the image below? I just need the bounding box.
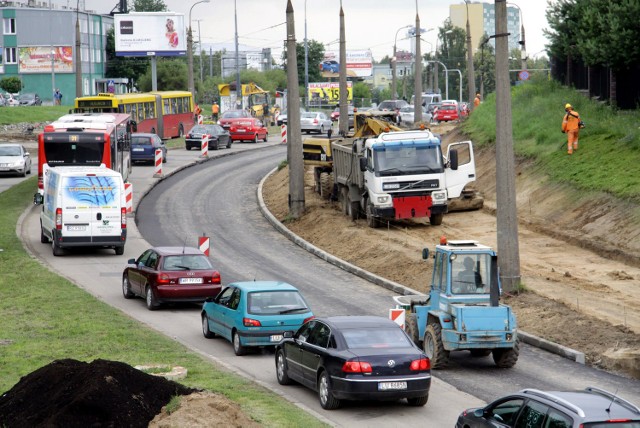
[20,142,640,426]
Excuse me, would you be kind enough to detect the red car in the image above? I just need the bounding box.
[434,104,460,122]
[122,246,222,310]
[218,110,268,143]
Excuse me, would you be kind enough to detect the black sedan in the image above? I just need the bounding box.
[275,316,431,410]
[185,124,231,151]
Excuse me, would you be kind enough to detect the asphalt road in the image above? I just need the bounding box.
[20,141,640,426]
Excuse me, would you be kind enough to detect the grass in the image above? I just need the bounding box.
[0,106,71,124]
[0,178,327,428]
[464,76,640,201]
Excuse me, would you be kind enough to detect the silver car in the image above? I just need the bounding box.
[300,112,333,135]
[0,144,32,177]
[399,105,432,125]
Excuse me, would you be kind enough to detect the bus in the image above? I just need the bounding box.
[36,113,134,195]
[74,91,195,140]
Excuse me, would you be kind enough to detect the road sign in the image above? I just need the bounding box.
[518,70,530,81]
[389,308,406,330]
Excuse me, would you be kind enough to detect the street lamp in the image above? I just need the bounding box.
[463,0,476,108]
[434,29,452,95]
[51,49,56,104]
[75,0,81,98]
[234,0,241,109]
[188,0,210,99]
[507,2,527,71]
[194,19,203,84]
[304,0,308,109]
[392,24,412,101]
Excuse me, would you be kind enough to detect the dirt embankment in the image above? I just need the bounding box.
[262,124,640,379]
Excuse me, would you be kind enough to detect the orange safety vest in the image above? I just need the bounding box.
[212,104,219,114]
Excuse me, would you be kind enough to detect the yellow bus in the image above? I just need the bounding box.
[74,91,195,139]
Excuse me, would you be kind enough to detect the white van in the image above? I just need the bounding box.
[36,165,127,256]
[411,92,442,107]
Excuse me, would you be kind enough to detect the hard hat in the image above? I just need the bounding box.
[565,103,572,109]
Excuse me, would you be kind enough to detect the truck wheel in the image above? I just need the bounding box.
[492,340,520,368]
[115,246,125,256]
[320,173,332,200]
[366,202,380,228]
[424,323,449,369]
[429,213,444,226]
[348,198,359,221]
[405,313,420,346]
[340,187,349,215]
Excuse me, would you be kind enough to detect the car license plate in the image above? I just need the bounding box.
[67,225,86,231]
[270,334,283,342]
[236,128,246,133]
[133,148,144,151]
[179,277,203,284]
[378,381,407,391]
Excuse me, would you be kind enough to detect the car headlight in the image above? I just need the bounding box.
[377,196,389,204]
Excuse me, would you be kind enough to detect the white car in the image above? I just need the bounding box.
[4,93,19,107]
[0,144,32,177]
[398,105,432,125]
[300,112,333,135]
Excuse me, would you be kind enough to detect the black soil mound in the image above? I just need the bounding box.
[0,359,196,428]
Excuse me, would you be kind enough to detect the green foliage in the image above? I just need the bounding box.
[105,27,149,90]
[132,0,167,11]
[0,76,23,94]
[137,59,188,92]
[283,39,324,86]
[0,106,69,125]
[474,35,496,95]
[352,82,372,107]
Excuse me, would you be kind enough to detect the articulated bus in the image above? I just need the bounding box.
[74,91,195,139]
[36,113,134,195]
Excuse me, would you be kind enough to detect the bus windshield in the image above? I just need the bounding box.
[43,141,104,167]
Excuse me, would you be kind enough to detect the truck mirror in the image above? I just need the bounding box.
[359,157,367,172]
[421,248,429,259]
[33,193,43,205]
[449,149,459,170]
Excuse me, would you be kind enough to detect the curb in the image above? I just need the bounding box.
[256,167,586,366]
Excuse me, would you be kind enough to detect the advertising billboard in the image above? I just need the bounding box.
[19,46,73,73]
[114,12,186,57]
[319,50,373,78]
[308,82,353,106]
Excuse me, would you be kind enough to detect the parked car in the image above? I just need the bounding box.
[4,93,19,107]
[434,103,460,122]
[185,124,231,150]
[122,247,222,310]
[131,133,166,164]
[218,110,268,143]
[456,387,640,428]
[398,105,432,125]
[276,107,305,126]
[201,281,314,356]
[330,106,356,129]
[275,315,431,410]
[0,144,32,177]
[300,112,333,135]
[376,99,408,112]
[18,93,42,106]
[320,60,340,74]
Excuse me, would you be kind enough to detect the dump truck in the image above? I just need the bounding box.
[394,239,519,369]
[217,83,271,121]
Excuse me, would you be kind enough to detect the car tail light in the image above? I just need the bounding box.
[121,207,127,229]
[410,357,430,371]
[55,208,62,230]
[303,316,315,324]
[211,271,221,284]
[157,274,170,285]
[342,360,372,374]
[313,118,318,125]
[243,318,261,327]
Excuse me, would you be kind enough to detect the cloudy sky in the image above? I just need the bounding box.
[77,0,550,61]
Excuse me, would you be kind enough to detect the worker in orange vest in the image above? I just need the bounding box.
[561,103,581,155]
[211,101,219,122]
[473,93,481,108]
[194,103,202,122]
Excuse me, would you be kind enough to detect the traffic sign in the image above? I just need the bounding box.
[518,70,530,81]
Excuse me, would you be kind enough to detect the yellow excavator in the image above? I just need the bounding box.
[217,82,271,122]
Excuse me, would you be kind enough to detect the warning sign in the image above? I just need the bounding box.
[389,308,406,330]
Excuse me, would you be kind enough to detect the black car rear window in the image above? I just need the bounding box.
[132,137,152,146]
[342,327,412,348]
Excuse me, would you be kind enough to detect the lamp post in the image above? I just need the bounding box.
[434,29,452,95]
[413,0,422,124]
[234,0,242,108]
[507,2,527,71]
[75,0,81,98]
[304,0,308,109]
[195,19,203,83]
[463,0,476,108]
[391,25,411,101]
[188,0,210,99]
[51,49,56,103]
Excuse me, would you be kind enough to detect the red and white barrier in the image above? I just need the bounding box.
[198,235,210,256]
[281,124,287,145]
[389,308,406,330]
[200,135,209,158]
[124,183,133,214]
[153,149,163,177]
[197,114,203,125]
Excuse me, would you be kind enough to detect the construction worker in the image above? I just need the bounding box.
[473,93,481,108]
[194,103,202,122]
[211,101,219,122]
[562,103,581,155]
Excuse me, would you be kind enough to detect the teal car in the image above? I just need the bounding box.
[201,281,315,356]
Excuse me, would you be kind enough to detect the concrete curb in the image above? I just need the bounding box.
[256,167,586,366]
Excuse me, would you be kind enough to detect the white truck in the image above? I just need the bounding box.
[332,129,476,227]
[34,165,127,256]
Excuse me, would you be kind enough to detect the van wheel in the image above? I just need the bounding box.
[52,237,64,257]
[115,246,124,256]
[40,225,49,243]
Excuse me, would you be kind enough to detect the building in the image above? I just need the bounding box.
[1,1,112,105]
[449,2,521,53]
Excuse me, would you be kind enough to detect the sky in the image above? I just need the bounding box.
[76,0,550,62]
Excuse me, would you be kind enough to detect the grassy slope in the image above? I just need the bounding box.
[0,106,71,124]
[0,182,326,427]
[464,77,640,201]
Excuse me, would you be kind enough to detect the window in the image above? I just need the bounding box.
[3,18,16,35]
[307,322,331,348]
[489,398,525,426]
[4,47,17,64]
[544,409,572,428]
[514,400,549,428]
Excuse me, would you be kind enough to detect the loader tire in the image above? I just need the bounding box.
[492,340,520,368]
[424,323,449,369]
[405,313,420,346]
[320,172,332,200]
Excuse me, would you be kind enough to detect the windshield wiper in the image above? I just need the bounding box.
[279,307,308,314]
[378,167,402,175]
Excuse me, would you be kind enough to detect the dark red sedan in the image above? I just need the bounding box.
[218,110,268,143]
[122,247,221,310]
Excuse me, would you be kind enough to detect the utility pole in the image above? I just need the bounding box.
[234,0,242,108]
[413,3,422,124]
[75,1,82,98]
[494,0,520,292]
[464,0,476,108]
[285,0,304,218]
[338,4,348,136]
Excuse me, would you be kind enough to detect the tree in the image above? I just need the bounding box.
[544,0,581,85]
[137,59,188,92]
[352,82,372,107]
[132,0,167,11]
[283,39,325,86]
[105,27,149,90]
[474,34,496,96]
[0,77,22,94]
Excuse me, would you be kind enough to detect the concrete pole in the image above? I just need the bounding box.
[197,19,203,83]
[520,24,527,71]
[391,43,397,101]
[75,4,82,98]
[465,0,476,108]
[494,0,520,293]
[338,5,348,135]
[234,0,242,108]
[285,0,305,218]
[413,8,422,124]
[304,0,309,110]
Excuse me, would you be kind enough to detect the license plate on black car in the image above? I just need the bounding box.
[378,381,407,390]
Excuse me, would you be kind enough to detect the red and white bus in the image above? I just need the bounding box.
[36,113,134,195]
[74,91,195,139]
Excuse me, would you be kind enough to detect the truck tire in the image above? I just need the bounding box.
[405,313,420,346]
[492,340,520,368]
[424,323,449,369]
[340,186,349,215]
[366,201,380,228]
[429,213,444,226]
[320,172,332,200]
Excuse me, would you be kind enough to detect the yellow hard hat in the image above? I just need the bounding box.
[565,103,572,109]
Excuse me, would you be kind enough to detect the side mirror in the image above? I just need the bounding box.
[127,258,136,265]
[359,157,367,172]
[24,152,30,157]
[422,248,429,260]
[283,331,293,339]
[33,193,43,205]
[449,149,459,170]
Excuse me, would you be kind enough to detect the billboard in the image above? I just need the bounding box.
[19,46,73,73]
[308,82,353,105]
[114,12,186,57]
[320,50,373,78]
